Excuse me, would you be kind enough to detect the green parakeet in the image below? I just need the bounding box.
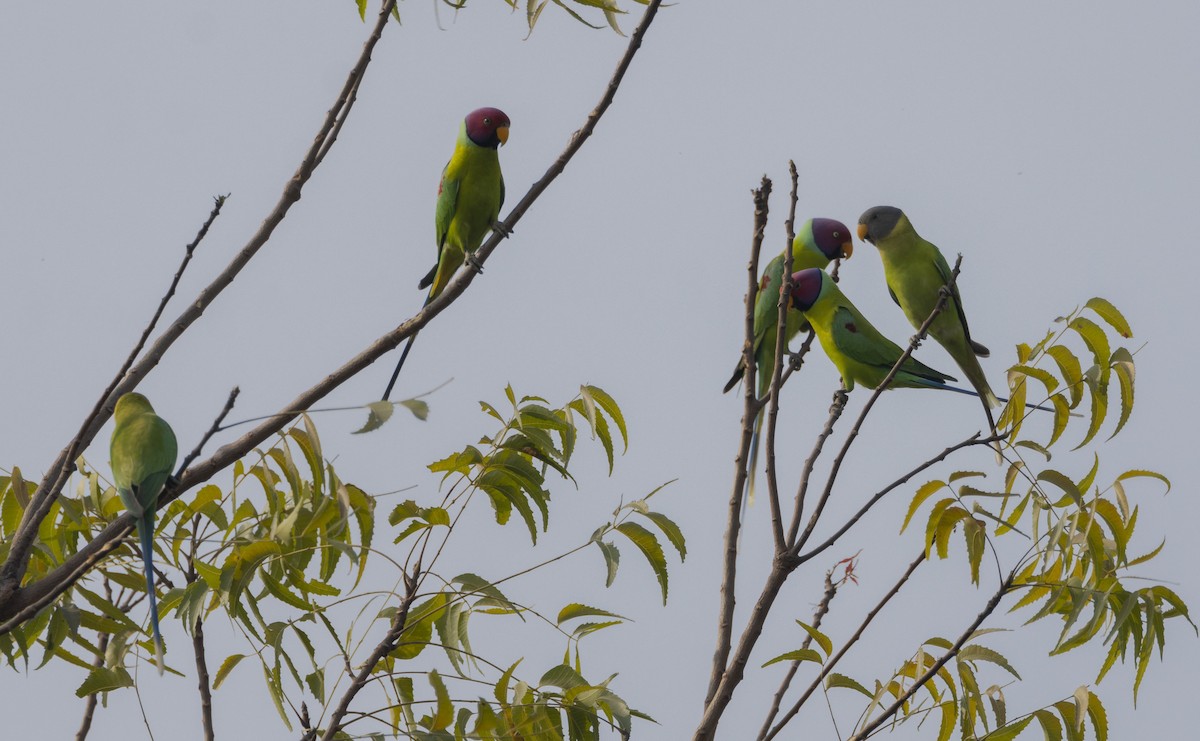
[857,206,999,413]
[382,107,510,401]
[724,218,852,507]
[110,392,178,675]
[724,218,854,395]
[787,268,960,392]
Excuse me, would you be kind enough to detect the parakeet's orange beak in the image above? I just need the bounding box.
[840,240,853,259]
[496,126,509,146]
[856,223,870,242]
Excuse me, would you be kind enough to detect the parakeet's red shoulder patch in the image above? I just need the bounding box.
[437,181,443,196]
[760,274,770,291]
[844,321,858,333]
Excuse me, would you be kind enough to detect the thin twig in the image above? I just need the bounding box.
[762,162,801,553]
[177,387,240,477]
[797,432,1000,565]
[705,177,771,708]
[319,563,422,741]
[763,552,926,741]
[848,569,1015,741]
[756,564,838,740]
[0,195,225,603]
[75,630,112,741]
[0,0,397,611]
[193,614,215,741]
[792,256,964,555]
[785,388,848,547]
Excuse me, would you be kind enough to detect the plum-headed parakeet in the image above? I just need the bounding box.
[724,219,852,506]
[110,392,178,675]
[857,206,999,411]
[724,218,854,395]
[787,268,960,392]
[382,107,510,400]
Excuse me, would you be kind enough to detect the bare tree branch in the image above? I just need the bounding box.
[705,177,771,708]
[762,162,801,553]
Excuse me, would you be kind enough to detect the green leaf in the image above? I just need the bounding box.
[615,522,668,604]
[428,669,454,731]
[795,620,833,657]
[1084,297,1132,338]
[1087,689,1109,741]
[1046,345,1083,409]
[399,398,429,421]
[640,511,686,561]
[1009,364,1059,395]
[1037,470,1084,508]
[356,0,368,22]
[352,400,394,434]
[580,385,628,453]
[75,666,134,697]
[958,644,1021,680]
[762,648,822,668]
[982,716,1033,741]
[213,653,247,690]
[594,540,620,587]
[903,480,946,534]
[557,603,629,625]
[825,672,872,697]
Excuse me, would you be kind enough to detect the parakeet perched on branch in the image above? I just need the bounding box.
[382,107,510,401]
[787,268,959,392]
[724,218,852,507]
[857,206,998,406]
[110,392,178,675]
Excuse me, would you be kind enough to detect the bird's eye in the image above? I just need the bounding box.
[483,117,492,126]
[833,231,841,238]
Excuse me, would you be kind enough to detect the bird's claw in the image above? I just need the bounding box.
[465,253,485,275]
[492,220,513,238]
[167,474,182,490]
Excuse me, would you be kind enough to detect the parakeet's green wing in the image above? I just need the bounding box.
[930,250,990,357]
[435,168,460,254]
[111,416,178,511]
[830,307,953,384]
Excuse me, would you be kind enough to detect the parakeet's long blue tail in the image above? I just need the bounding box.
[137,515,165,675]
[934,383,1058,414]
[382,332,418,401]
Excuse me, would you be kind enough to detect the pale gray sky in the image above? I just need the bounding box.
[2,1,1197,739]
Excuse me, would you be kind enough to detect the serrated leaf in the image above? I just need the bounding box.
[75,666,134,697]
[595,540,620,587]
[640,511,686,561]
[982,716,1033,741]
[825,672,872,697]
[399,398,429,421]
[762,648,822,668]
[213,653,247,690]
[352,401,395,434]
[1046,344,1083,409]
[959,644,1021,680]
[903,480,946,534]
[557,603,629,625]
[795,620,833,657]
[580,385,628,452]
[1087,690,1109,741]
[615,522,668,604]
[1109,347,1135,440]
[1084,297,1132,338]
